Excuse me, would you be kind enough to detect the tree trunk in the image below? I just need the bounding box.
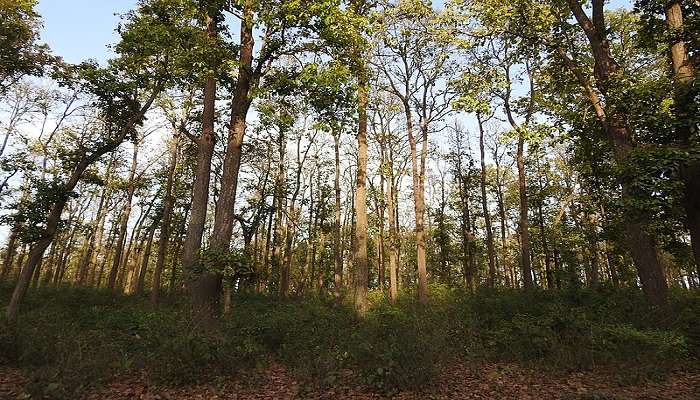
[181,13,219,318]
[386,153,399,303]
[456,140,475,289]
[135,221,157,296]
[516,133,533,288]
[76,231,93,285]
[151,134,178,303]
[169,215,186,293]
[333,133,343,300]
[87,204,109,286]
[281,204,296,298]
[41,242,58,287]
[124,205,150,293]
[478,114,497,287]
[353,69,370,314]
[108,143,139,291]
[535,163,553,289]
[304,175,316,295]
[494,155,512,287]
[377,142,386,290]
[404,99,428,304]
[538,201,553,289]
[1,229,18,281]
[566,0,669,306]
[197,1,255,318]
[263,201,274,290]
[281,135,313,297]
[664,1,700,274]
[270,129,287,294]
[97,223,117,287]
[82,154,115,286]
[7,160,91,319]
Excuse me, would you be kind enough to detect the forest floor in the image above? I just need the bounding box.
[1,284,699,399]
[2,362,699,399]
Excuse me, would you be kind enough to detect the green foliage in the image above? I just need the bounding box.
[0,0,52,94]
[456,288,694,372]
[1,284,697,398]
[0,285,260,398]
[196,248,255,283]
[117,0,235,86]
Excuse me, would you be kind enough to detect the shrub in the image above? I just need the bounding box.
[0,284,696,398]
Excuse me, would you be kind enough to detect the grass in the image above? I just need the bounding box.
[0,282,698,399]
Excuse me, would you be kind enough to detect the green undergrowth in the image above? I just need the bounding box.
[0,282,698,399]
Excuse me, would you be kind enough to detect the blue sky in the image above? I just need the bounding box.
[36,1,137,64]
[36,0,634,65]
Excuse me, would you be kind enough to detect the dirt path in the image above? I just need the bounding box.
[2,363,699,399]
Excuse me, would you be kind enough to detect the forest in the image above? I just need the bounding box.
[0,0,699,398]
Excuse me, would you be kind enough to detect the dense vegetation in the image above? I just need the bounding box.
[0,0,698,397]
[2,283,698,398]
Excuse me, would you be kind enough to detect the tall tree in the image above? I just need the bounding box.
[376,0,457,302]
[349,0,371,313]
[151,125,180,303]
[4,0,198,320]
[179,1,225,316]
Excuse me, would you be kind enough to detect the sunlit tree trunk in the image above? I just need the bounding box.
[271,129,286,295]
[386,154,399,303]
[378,192,386,290]
[353,68,370,314]
[333,132,343,300]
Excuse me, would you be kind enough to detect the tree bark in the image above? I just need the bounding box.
[333,132,343,300]
[353,69,370,314]
[151,134,178,303]
[41,242,58,287]
[538,201,553,289]
[281,133,316,296]
[565,0,669,306]
[135,220,157,296]
[83,155,116,286]
[664,1,700,274]
[386,148,399,303]
[107,143,139,291]
[494,151,512,287]
[403,99,429,304]
[97,222,118,287]
[270,128,287,294]
[1,229,18,281]
[516,133,532,288]
[181,13,219,318]
[455,136,475,289]
[478,113,497,287]
[378,149,386,290]
[197,0,256,319]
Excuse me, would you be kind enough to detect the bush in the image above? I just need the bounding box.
[0,283,696,398]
